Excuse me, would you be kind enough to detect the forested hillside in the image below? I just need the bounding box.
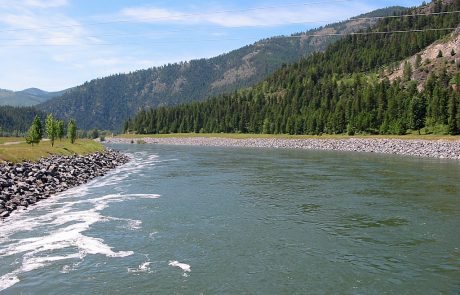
[38,7,405,130]
[0,106,44,135]
[126,0,460,136]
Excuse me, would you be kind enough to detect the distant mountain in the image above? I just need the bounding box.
[0,88,67,107]
[125,0,460,136]
[38,6,407,130]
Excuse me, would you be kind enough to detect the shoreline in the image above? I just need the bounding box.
[106,137,460,160]
[0,149,130,219]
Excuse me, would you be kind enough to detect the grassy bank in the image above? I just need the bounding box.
[0,139,105,163]
[116,133,460,141]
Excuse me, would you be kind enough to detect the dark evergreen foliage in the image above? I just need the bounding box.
[0,106,45,135]
[126,0,460,136]
[37,7,406,131]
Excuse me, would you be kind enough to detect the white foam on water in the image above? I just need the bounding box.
[148,154,159,161]
[168,261,191,273]
[88,152,160,189]
[60,260,82,274]
[0,159,160,292]
[0,274,20,292]
[0,273,20,292]
[21,253,83,272]
[0,151,163,291]
[127,219,142,230]
[128,261,152,274]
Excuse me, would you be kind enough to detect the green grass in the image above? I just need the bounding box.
[117,133,460,141]
[0,137,24,144]
[0,139,105,163]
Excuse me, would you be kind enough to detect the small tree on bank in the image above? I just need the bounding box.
[57,120,65,141]
[45,114,57,147]
[67,120,77,144]
[89,128,99,139]
[26,115,43,146]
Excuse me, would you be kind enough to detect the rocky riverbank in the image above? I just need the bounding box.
[0,149,130,219]
[106,137,460,160]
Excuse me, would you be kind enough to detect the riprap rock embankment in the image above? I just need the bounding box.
[0,150,129,219]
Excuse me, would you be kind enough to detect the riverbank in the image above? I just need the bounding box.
[0,139,104,163]
[0,149,130,219]
[107,136,460,160]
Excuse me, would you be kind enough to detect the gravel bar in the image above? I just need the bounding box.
[106,137,460,160]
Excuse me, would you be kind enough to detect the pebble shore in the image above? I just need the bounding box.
[0,149,129,219]
[106,137,460,160]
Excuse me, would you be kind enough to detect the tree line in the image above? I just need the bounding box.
[37,7,405,131]
[124,0,460,136]
[25,114,77,146]
[0,106,44,136]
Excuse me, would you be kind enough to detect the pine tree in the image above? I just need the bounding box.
[90,128,99,139]
[448,94,458,135]
[415,54,422,68]
[403,61,413,82]
[25,115,42,146]
[409,96,425,134]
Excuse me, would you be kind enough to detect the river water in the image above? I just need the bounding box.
[0,144,459,294]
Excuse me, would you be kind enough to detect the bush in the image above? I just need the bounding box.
[421,124,449,135]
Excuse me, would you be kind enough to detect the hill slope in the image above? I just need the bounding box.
[385,27,460,90]
[0,88,67,107]
[125,0,460,136]
[38,7,406,130]
[0,105,45,135]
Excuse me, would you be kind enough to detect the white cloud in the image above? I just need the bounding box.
[0,1,387,90]
[23,0,68,8]
[0,0,68,10]
[0,0,128,90]
[89,58,123,66]
[119,2,376,28]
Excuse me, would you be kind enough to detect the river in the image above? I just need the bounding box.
[1,144,459,294]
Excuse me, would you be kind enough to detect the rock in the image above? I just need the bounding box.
[0,148,129,220]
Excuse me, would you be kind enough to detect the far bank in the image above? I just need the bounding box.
[107,135,460,160]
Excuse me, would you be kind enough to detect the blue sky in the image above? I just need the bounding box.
[0,0,425,91]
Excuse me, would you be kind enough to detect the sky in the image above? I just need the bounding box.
[0,0,426,91]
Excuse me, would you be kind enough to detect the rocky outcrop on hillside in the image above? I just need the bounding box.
[385,27,460,90]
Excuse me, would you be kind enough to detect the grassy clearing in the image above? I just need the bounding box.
[0,137,24,144]
[0,139,105,163]
[116,133,460,141]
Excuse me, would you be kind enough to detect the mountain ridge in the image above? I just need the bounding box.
[0,88,68,107]
[125,0,460,136]
[38,6,407,130]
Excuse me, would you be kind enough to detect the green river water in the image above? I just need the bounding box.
[0,144,459,294]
